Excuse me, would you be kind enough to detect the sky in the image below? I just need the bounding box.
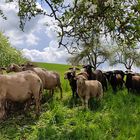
[0,0,70,64]
[0,0,140,72]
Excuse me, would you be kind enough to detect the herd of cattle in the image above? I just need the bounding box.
[0,63,139,120]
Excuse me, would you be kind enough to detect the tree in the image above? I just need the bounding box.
[0,9,7,20]
[3,0,140,67]
[11,0,140,52]
[0,32,27,66]
[109,41,140,70]
[67,34,110,70]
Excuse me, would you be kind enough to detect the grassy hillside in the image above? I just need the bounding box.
[0,62,140,140]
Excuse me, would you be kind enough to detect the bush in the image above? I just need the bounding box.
[0,32,27,66]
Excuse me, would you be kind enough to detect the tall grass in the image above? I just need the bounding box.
[0,62,140,140]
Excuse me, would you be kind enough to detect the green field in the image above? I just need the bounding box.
[0,62,140,140]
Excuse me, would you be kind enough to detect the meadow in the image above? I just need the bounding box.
[0,62,140,140]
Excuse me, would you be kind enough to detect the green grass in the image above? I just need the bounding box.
[0,62,140,140]
[35,62,72,92]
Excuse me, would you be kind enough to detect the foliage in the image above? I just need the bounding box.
[67,34,110,70]
[0,62,140,140]
[10,0,140,51]
[0,9,7,20]
[4,0,139,69]
[2,0,140,68]
[109,41,140,70]
[0,32,27,66]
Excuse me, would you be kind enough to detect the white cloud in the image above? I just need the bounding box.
[22,40,70,64]
[26,33,40,46]
[0,1,39,46]
[0,1,58,47]
[0,1,71,64]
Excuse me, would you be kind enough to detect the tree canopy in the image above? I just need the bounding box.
[109,41,140,70]
[2,0,140,69]
[67,33,110,70]
[0,32,27,66]
[11,0,140,51]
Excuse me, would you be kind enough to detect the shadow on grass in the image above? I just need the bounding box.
[62,95,102,112]
[63,96,81,109]
[0,109,39,140]
[0,91,53,140]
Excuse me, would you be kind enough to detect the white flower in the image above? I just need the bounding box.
[104,0,114,7]
[85,2,92,8]
[87,4,97,14]
[77,0,83,6]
